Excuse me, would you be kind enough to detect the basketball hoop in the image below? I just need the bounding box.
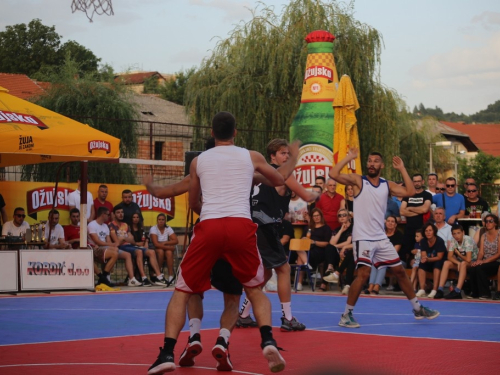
[71,0,114,22]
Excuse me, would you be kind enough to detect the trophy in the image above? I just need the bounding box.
[35,223,40,242]
[40,221,47,242]
[30,225,36,241]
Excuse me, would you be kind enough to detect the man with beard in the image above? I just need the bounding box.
[400,174,433,265]
[330,149,439,328]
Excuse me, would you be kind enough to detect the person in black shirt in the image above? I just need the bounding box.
[464,183,489,217]
[121,189,143,226]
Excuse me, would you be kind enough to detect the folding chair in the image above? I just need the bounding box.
[288,238,315,292]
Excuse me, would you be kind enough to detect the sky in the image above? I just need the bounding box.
[2,0,500,115]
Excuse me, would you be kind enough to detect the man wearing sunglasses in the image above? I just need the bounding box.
[432,177,465,225]
[464,183,489,217]
[463,178,476,198]
[1,207,30,236]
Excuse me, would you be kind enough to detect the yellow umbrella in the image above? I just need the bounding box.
[332,75,362,195]
[0,86,120,167]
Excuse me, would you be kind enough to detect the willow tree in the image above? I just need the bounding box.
[22,57,139,184]
[185,0,419,179]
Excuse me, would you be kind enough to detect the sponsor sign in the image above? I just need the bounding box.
[0,110,48,129]
[20,249,94,291]
[293,144,333,189]
[0,251,18,292]
[304,65,333,82]
[26,186,74,220]
[131,189,174,218]
[88,140,111,153]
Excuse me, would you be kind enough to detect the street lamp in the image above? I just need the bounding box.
[429,141,452,174]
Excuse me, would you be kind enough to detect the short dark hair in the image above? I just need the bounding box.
[13,207,25,214]
[446,177,457,183]
[113,204,124,214]
[312,185,322,190]
[415,228,423,236]
[98,184,108,189]
[451,224,464,233]
[428,173,438,177]
[422,222,438,237]
[466,182,477,189]
[48,209,59,216]
[412,173,424,180]
[368,151,383,161]
[212,112,236,141]
[316,176,326,183]
[266,139,289,159]
[69,208,80,215]
[97,206,110,217]
[122,189,132,195]
[157,213,167,221]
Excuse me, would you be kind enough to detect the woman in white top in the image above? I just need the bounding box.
[150,213,178,285]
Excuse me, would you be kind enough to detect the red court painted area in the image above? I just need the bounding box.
[1,329,498,375]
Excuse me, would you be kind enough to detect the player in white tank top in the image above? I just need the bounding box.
[329,148,440,328]
[197,145,254,221]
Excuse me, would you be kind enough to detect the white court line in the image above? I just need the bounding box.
[0,363,262,374]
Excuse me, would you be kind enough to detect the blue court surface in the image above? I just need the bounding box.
[1,290,499,346]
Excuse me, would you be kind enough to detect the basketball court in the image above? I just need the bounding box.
[1,289,499,374]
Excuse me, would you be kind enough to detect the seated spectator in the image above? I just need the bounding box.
[416,222,446,298]
[87,206,120,287]
[64,208,81,249]
[432,177,465,225]
[44,209,71,249]
[434,224,478,299]
[464,183,489,217]
[109,205,167,286]
[289,191,308,224]
[68,179,95,223]
[323,208,353,290]
[435,182,446,194]
[340,184,354,218]
[150,213,178,285]
[295,208,332,291]
[462,177,476,199]
[473,212,490,245]
[410,229,423,291]
[469,214,500,299]
[130,213,146,246]
[1,207,30,236]
[0,193,7,234]
[434,207,453,248]
[121,189,143,226]
[365,215,403,295]
[87,207,142,286]
[308,185,323,215]
[94,184,114,224]
[315,176,326,192]
[316,178,345,231]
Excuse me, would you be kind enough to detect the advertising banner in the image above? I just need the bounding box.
[0,181,192,228]
[20,249,94,291]
[0,251,18,292]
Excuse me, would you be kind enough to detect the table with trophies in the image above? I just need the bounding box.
[0,221,94,294]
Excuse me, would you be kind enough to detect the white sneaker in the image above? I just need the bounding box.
[428,290,437,298]
[342,285,350,295]
[128,277,143,287]
[296,283,303,291]
[323,272,339,283]
[386,285,395,291]
[416,289,426,297]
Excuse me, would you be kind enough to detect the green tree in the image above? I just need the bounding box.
[143,76,160,94]
[159,68,195,105]
[0,19,61,76]
[58,40,101,75]
[458,151,500,205]
[184,0,414,179]
[21,58,139,184]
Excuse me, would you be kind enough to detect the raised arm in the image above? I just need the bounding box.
[144,174,191,198]
[329,148,362,190]
[388,156,415,198]
[250,151,286,187]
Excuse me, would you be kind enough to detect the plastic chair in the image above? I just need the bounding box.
[288,238,315,292]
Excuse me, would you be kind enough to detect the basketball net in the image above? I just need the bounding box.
[71,0,114,22]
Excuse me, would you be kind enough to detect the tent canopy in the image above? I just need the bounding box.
[0,86,120,168]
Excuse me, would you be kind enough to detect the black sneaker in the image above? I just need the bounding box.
[179,333,202,367]
[151,276,168,287]
[212,336,233,371]
[493,291,500,301]
[280,317,306,332]
[142,278,153,287]
[434,289,444,299]
[148,347,175,374]
[261,339,285,373]
[445,290,462,299]
[98,275,115,288]
[236,315,258,328]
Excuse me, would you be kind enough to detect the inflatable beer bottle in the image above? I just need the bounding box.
[289,30,339,188]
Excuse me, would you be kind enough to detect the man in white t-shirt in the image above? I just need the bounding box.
[44,209,71,249]
[426,173,438,196]
[1,207,30,236]
[68,179,95,222]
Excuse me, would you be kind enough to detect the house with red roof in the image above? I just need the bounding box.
[440,121,500,157]
[0,73,47,100]
[114,71,172,94]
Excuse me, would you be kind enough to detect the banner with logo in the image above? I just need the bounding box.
[20,249,94,291]
[0,181,192,228]
[0,251,18,292]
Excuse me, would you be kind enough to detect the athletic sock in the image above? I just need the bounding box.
[163,337,177,353]
[259,325,273,344]
[189,318,201,338]
[157,274,164,280]
[167,275,174,282]
[455,287,461,293]
[239,298,252,318]
[219,328,231,344]
[344,304,355,315]
[410,297,421,311]
[142,276,147,281]
[281,302,292,321]
[438,286,444,291]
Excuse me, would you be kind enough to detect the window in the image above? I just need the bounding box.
[154,141,164,160]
